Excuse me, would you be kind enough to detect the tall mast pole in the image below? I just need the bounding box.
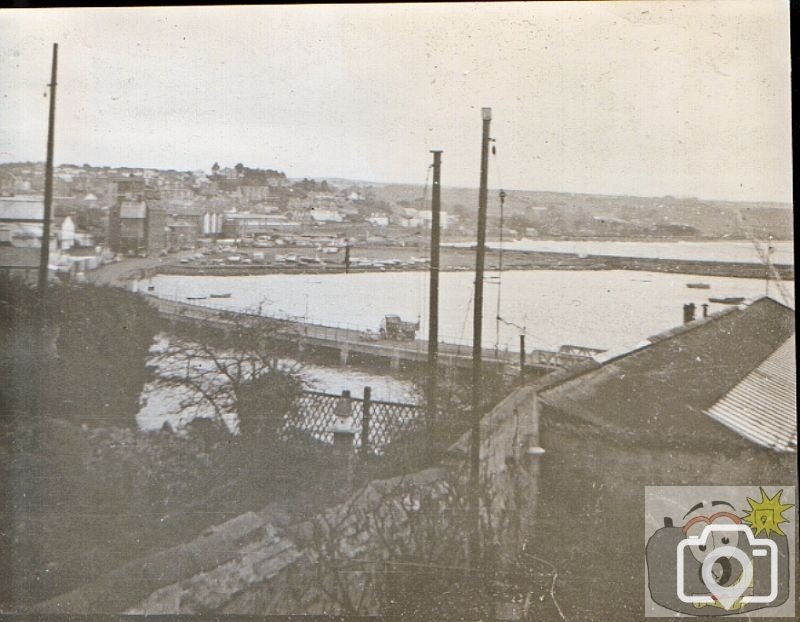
[495,189,506,350]
[38,43,58,299]
[427,150,442,447]
[469,107,491,564]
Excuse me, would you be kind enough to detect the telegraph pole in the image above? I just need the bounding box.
[427,150,442,446]
[38,43,58,299]
[495,189,506,350]
[469,107,491,564]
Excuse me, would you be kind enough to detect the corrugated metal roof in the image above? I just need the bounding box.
[705,334,796,452]
[539,298,796,446]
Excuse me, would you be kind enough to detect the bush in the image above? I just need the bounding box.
[1,280,162,428]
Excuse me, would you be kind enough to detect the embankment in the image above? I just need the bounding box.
[147,248,793,280]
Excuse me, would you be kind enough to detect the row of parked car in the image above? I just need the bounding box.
[350,256,430,269]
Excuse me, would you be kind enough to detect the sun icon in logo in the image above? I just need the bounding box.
[742,488,794,537]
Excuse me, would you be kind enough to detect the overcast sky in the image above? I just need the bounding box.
[0,2,792,202]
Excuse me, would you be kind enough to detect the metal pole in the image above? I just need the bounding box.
[428,151,442,437]
[38,43,58,299]
[765,238,772,297]
[469,107,491,564]
[361,386,371,459]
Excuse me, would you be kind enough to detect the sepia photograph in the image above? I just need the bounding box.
[0,2,796,619]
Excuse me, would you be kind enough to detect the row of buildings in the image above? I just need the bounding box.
[2,161,470,286]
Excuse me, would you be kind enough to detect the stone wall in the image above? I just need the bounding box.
[530,404,798,620]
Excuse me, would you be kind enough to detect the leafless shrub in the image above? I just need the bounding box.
[293,463,547,619]
[150,301,303,433]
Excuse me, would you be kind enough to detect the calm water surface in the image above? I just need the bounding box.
[149,269,785,352]
[139,269,788,431]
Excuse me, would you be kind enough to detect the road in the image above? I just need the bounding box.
[86,252,194,287]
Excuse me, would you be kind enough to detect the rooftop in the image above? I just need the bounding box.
[0,197,44,222]
[539,297,796,449]
[705,334,796,452]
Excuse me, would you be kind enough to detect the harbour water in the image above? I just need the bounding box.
[139,268,789,431]
[150,269,786,352]
[136,336,419,433]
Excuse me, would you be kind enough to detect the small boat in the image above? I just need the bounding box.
[709,296,745,305]
[686,282,711,289]
[186,296,207,300]
[209,293,232,298]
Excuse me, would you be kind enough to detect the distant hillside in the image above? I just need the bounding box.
[323,179,793,240]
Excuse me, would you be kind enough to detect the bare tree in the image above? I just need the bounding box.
[291,465,551,619]
[150,303,303,438]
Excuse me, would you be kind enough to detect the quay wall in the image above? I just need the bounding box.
[149,250,793,280]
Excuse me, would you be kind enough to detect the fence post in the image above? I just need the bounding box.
[361,386,372,459]
[331,390,356,494]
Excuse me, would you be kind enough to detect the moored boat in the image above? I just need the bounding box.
[686,282,711,289]
[209,293,232,298]
[709,296,745,305]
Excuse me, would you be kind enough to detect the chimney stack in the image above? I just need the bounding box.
[683,303,696,324]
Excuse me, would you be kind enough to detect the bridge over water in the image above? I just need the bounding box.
[145,294,598,373]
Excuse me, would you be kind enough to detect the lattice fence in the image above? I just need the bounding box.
[281,389,425,455]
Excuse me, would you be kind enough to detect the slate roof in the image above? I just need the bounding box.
[539,297,795,448]
[705,334,796,452]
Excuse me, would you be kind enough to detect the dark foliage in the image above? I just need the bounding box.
[1,278,161,428]
[0,279,311,610]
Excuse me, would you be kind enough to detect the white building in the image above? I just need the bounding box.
[202,212,223,235]
[399,216,421,228]
[418,210,450,230]
[310,208,343,223]
[366,214,389,227]
[57,216,75,250]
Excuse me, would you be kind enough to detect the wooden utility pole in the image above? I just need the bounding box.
[469,107,491,564]
[495,189,506,349]
[38,43,58,299]
[427,150,442,440]
[344,242,351,274]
